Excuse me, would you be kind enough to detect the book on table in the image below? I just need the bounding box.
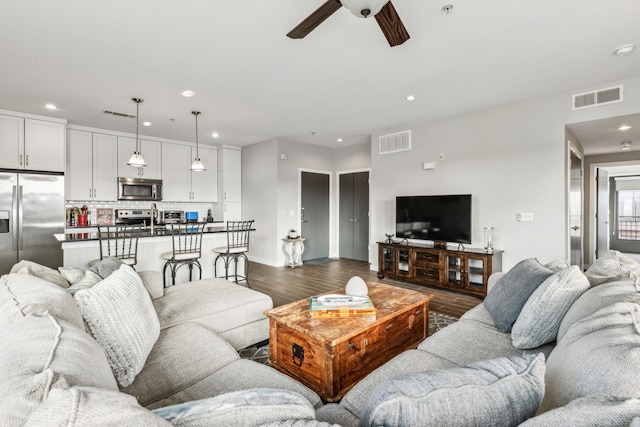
[309,294,376,318]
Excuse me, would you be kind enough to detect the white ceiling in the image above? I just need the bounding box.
[1,0,639,150]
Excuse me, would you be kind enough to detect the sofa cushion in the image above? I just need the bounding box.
[144,359,322,411]
[24,386,171,427]
[539,301,640,413]
[520,395,640,427]
[58,266,88,284]
[417,317,554,366]
[10,260,70,288]
[0,313,117,389]
[121,322,240,407]
[557,278,639,342]
[360,354,545,427]
[152,389,316,427]
[67,270,103,295]
[483,258,553,332]
[584,250,640,287]
[511,266,590,349]
[0,273,84,328]
[154,278,272,338]
[74,264,160,388]
[0,370,69,427]
[340,349,456,419]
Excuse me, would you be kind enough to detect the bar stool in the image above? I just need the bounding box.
[96,224,141,268]
[161,223,206,287]
[213,220,254,287]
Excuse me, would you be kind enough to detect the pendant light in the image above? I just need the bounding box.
[190,111,206,172]
[127,97,146,167]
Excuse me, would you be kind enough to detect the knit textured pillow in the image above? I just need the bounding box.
[74,264,160,387]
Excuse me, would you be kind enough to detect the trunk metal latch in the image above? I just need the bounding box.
[292,343,304,366]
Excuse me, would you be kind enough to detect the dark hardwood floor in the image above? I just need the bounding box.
[247,258,482,318]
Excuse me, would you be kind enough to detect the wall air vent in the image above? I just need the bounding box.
[379,130,411,154]
[572,85,623,110]
[102,110,136,119]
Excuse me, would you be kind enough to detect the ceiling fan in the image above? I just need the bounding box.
[287,0,410,47]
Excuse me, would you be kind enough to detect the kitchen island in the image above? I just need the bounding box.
[55,222,246,285]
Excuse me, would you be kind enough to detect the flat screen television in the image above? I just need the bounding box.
[395,194,472,244]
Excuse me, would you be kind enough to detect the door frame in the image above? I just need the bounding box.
[336,168,371,261]
[566,142,584,269]
[298,168,334,257]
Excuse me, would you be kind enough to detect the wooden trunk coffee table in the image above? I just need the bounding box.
[264,282,433,402]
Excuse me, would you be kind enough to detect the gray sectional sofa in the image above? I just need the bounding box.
[316,251,640,426]
[4,251,640,426]
[0,258,325,426]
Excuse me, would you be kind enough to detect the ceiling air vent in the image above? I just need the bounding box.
[379,130,411,155]
[103,110,136,119]
[572,85,623,110]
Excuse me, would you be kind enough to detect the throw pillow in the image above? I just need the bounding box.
[511,266,590,349]
[152,389,316,427]
[67,270,102,296]
[88,256,124,279]
[58,266,87,284]
[10,260,70,288]
[74,264,160,388]
[520,395,640,427]
[484,258,554,332]
[360,353,545,427]
[539,301,640,413]
[24,386,171,427]
[584,250,640,287]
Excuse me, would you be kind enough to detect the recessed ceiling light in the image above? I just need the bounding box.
[406,95,416,101]
[212,132,219,139]
[337,138,343,142]
[45,103,56,110]
[614,44,635,57]
[182,90,195,97]
[441,4,454,14]
[619,125,632,131]
[621,141,632,151]
[143,121,151,126]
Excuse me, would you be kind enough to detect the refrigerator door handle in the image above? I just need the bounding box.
[12,185,18,251]
[17,185,24,250]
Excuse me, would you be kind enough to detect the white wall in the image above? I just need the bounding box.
[242,140,278,266]
[371,74,640,271]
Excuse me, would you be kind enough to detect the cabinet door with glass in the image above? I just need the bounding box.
[377,244,412,279]
[446,252,490,296]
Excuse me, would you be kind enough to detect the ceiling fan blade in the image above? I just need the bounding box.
[375,1,410,47]
[287,0,342,39]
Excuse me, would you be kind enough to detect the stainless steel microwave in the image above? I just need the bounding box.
[118,177,162,201]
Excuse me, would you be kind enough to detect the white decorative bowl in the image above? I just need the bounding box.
[345,276,368,297]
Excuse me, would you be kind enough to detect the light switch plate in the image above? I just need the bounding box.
[517,212,534,222]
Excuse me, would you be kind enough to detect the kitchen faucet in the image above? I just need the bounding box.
[150,202,157,234]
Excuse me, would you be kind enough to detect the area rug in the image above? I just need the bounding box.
[238,311,458,365]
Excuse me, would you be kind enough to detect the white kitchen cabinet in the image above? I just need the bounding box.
[162,143,217,202]
[218,146,242,202]
[117,137,161,179]
[222,202,242,221]
[0,114,65,172]
[66,130,117,201]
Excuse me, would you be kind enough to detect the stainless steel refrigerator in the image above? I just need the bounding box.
[0,171,65,274]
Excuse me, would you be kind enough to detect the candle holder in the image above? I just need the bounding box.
[484,227,494,253]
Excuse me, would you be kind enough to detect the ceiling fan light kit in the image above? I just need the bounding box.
[287,0,409,47]
[340,0,390,18]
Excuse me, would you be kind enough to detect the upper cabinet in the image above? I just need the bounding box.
[0,114,65,172]
[117,137,161,179]
[66,130,118,201]
[218,146,242,202]
[161,143,217,202]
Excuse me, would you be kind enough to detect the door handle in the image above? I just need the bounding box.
[17,185,24,250]
[571,226,580,231]
[11,185,18,250]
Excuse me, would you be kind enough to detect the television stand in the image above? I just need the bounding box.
[377,241,502,298]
